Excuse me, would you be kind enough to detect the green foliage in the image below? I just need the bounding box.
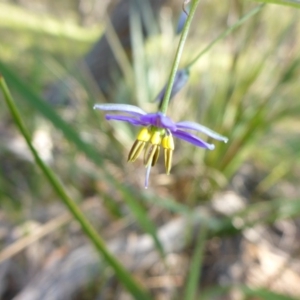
[201,285,298,300]
[0,75,151,300]
[253,0,300,9]
[1,0,300,299]
[183,227,207,300]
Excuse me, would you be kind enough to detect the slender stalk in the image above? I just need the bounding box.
[252,0,300,9]
[186,4,265,70]
[159,0,201,114]
[0,61,164,263]
[184,226,207,300]
[0,74,151,300]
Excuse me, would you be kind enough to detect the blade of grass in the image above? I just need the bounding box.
[0,74,151,299]
[135,0,159,36]
[0,61,164,257]
[252,0,300,9]
[183,226,208,300]
[242,286,298,300]
[201,285,297,300]
[185,4,266,172]
[185,4,265,70]
[0,61,106,166]
[130,1,149,106]
[256,161,291,193]
[104,16,134,88]
[0,2,100,42]
[142,192,193,215]
[219,55,300,174]
[214,17,300,174]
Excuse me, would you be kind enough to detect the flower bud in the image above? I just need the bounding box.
[156,69,190,109]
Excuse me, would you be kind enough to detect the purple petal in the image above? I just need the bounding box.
[176,121,228,143]
[172,130,215,150]
[94,104,146,116]
[140,113,177,131]
[105,114,143,126]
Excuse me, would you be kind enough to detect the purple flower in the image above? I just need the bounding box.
[94,104,228,188]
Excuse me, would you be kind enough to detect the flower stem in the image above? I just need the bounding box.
[0,74,151,300]
[185,4,265,70]
[159,0,201,114]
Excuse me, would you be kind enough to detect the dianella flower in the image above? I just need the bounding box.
[94,103,228,188]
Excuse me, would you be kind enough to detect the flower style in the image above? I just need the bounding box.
[94,104,228,188]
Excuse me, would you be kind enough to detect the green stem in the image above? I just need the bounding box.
[186,4,265,70]
[0,74,151,300]
[0,61,163,264]
[159,0,201,114]
[184,226,207,300]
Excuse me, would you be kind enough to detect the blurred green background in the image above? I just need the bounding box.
[1,0,300,299]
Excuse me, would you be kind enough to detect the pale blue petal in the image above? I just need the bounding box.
[172,130,215,150]
[176,121,228,143]
[105,115,142,126]
[94,104,146,115]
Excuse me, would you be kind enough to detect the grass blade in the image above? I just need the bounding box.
[0,74,151,299]
[183,226,207,300]
[252,0,300,9]
[0,61,164,257]
[186,4,265,70]
[201,285,298,300]
[242,286,298,300]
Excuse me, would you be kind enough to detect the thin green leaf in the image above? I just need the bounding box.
[252,0,300,9]
[0,61,164,258]
[242,286,298,300]
[186,4,265,69]
[0,75,151,300]
[130,1,149,106]
[142,192,192,215]
[201,285,298,300]
[0,2,100,41]
[184,227,207,300]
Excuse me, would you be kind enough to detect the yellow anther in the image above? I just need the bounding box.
[152,145,160,166]
[137,127,151,142]
[150,130,162,145]
[129,128,163,167]
[162,134,174,150]
[162,134,174,174]
[164,149,173,175]
[144,144,158,167]
[128,140,145,162]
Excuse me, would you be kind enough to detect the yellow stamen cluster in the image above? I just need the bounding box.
[128,127,174,174]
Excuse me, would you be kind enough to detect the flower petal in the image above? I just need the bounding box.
[140,113,177,131]
[105,114,143,126]
[94,104,147,115]
[172,130,215,150]
[176,121,228,143]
